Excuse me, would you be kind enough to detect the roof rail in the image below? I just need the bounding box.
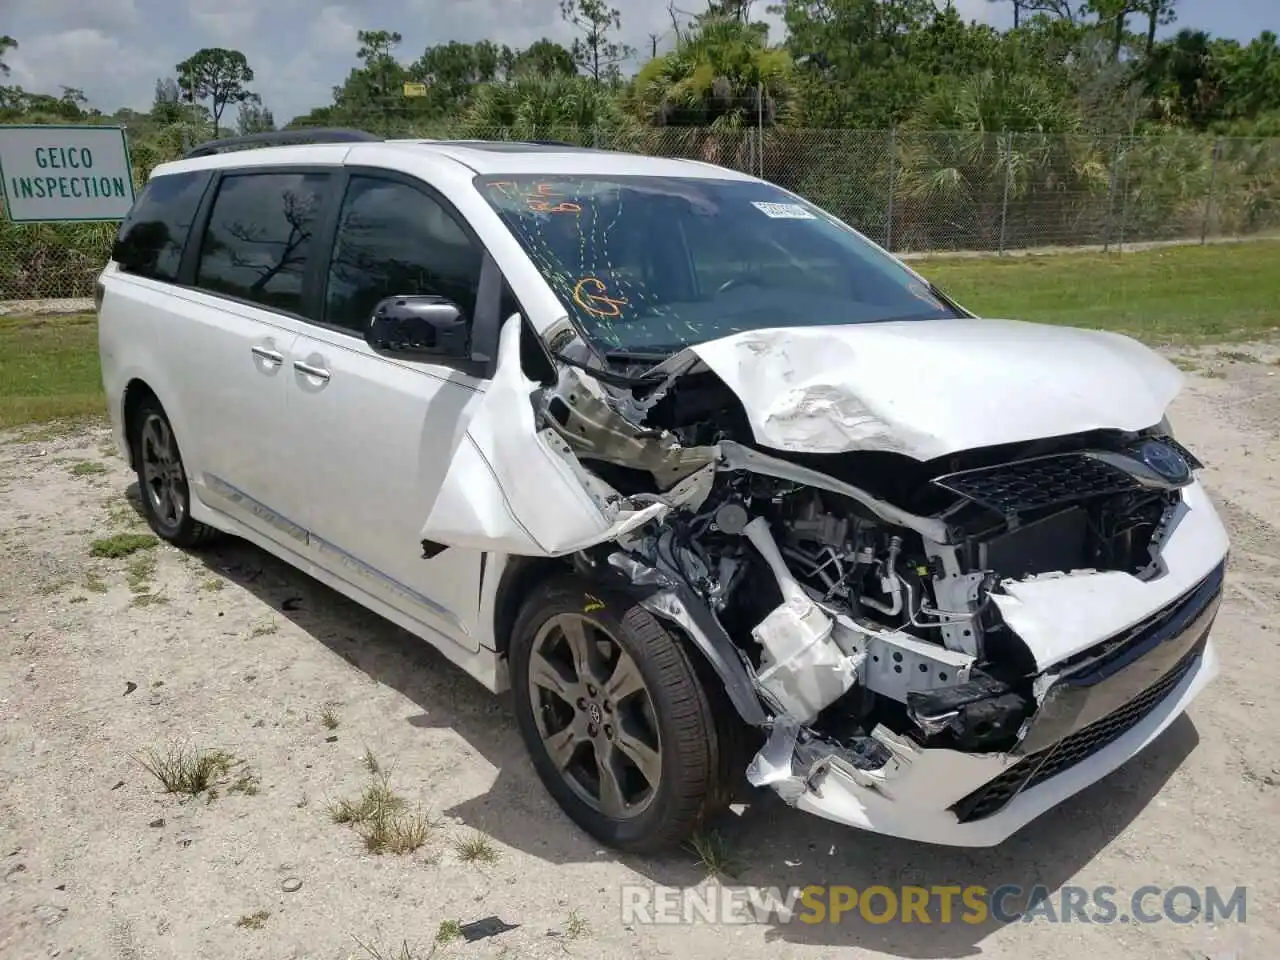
[183,128,383,160]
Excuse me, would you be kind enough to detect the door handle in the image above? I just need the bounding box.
[251,345,283,365]
[293,360,331,382]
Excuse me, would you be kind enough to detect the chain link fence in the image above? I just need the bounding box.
[3,125,1278,301]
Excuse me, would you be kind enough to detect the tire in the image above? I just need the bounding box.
[127,395,218,548]
[509,575,727,852]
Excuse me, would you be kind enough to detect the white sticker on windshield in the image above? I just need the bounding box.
[751,201,815,219]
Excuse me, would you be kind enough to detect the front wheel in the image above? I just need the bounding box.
[509,576,727,852]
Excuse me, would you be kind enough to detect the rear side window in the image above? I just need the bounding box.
[194,172,331,314]
[112,171,211,282]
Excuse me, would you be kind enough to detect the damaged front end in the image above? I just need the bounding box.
[422,315,1229,846]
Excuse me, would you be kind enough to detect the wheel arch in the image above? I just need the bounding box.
[121,378,162,467]
[493,552,768,730]
[491,555,573,659]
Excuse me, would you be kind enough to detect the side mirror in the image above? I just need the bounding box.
[366,295,469,360]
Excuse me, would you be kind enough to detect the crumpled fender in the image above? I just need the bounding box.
[420,315,671,556]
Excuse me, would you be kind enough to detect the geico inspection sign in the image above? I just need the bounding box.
[0,124,135,223]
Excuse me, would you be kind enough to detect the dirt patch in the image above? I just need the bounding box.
[2,358,1279,959]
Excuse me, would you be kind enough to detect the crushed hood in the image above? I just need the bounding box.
[667,318,1182,461]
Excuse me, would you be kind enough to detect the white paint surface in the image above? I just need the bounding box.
[0,124,135,222]
[683,317,1185,460]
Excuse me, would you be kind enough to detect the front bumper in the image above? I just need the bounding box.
[776,480,1228,847]
[793,637,1217,846]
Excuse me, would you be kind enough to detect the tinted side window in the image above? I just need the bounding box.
[194,172,331,314]
[324,176,482,333]
[112,171,210,282]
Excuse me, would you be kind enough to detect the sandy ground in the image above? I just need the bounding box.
[2,343,1279,960]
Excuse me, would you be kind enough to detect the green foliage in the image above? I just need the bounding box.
[509,39,578,79]
[175,47,256,131]
[560,0,633,85]
[2,9,1280,303]
[0,34,15,77]
[632,17,795,128]
[462,74,627,139]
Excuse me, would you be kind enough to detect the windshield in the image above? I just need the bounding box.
[476,175,958,354]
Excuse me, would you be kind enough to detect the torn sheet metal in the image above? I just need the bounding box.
[746,717,806,802]
[719,441,951,543]
[989,481,1228,670]
[421,316,672,556]
[787,641,1217,845]
[673,318,1182,460]
[541,364,714,488]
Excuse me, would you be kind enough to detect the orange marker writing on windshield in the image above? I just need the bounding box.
[573,277,628,317]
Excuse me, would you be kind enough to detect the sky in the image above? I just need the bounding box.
[4,0,1277,125]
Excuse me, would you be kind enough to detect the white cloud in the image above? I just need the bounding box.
[7,29,160,109]
[34,0,142,31]
[311,5,362,54]
[186,0,261,43]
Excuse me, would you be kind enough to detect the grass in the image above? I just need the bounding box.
[137,744,234,797]
[564,909,590,940]
[329,774,431,855]
[920,241,1280,344]
[68,459,107,476]
[452,831,500,864]
[319,703,340,729]
[351,936,423,960]
[435,920,462,945]
[1217,349,1259,362]
[235,910,270,930]
[688,829,741,880]
[89,532,157,559]
[228,769,262,796]
[250,618,279,637]
[0,313,103,428]
[125,551,157,592]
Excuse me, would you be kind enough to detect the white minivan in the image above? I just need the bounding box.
[98,129,1229,852]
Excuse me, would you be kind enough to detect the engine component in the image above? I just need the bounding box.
[713,501,749,536]
[979,506,1088,580]
[744,516,861,723]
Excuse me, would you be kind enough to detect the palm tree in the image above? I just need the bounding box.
[895,70,1109,251]
[459,73,628,143]
[626,17,796,169]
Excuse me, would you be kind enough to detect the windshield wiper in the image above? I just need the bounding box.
[553,350,667,387]
[605,348,676,363]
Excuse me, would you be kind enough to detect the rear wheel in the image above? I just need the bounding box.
[128,396,217,547]
[509,576,727,852]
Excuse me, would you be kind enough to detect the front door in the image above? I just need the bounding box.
[281,172,493,651]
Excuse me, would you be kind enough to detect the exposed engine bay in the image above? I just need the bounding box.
[418,312,1224,836]
[533,345,1203,780]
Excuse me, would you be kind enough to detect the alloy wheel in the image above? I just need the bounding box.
[527,612,663,820]
[139,412,187,530]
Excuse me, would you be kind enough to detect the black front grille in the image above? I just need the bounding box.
[933,453,1141,515]
[951,640,1203,823]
